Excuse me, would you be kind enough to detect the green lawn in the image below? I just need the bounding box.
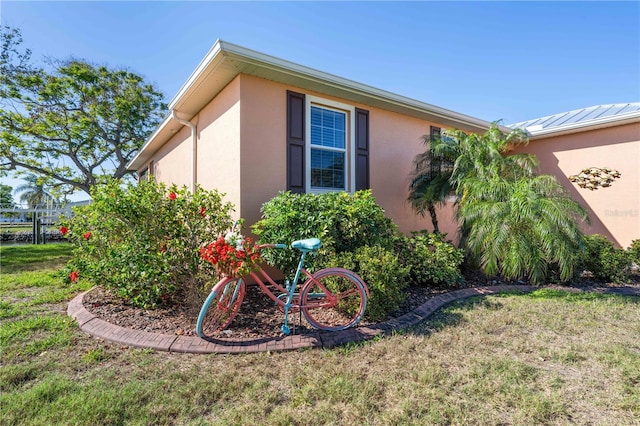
[0,223,33,234]
[1,244,639,425]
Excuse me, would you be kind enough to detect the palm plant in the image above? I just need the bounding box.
[459,175,588,284]
[408,124,533,232]
[452,125,588,284]
[407,131,458,232]
[409,122,589,285]
[14,174,56,208]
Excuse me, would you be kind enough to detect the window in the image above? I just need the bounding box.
[138,160,154,182]
[287,91,368,194]
[310,105,347,191]
[306,97,355,193]
[429,126,455,177]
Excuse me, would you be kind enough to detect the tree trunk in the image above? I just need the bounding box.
[428,202,439,233]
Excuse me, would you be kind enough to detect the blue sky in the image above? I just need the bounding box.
[1,1,639,200]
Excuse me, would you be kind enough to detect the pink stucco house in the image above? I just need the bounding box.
[127,40,639,248]
[511,104,640,249]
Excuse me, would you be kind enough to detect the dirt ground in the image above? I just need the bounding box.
[83,269,640,339]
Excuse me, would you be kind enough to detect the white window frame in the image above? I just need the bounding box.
[305,95,355,194]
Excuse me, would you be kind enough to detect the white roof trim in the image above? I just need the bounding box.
[168,42,225,111]
[127,113,172,170]
[129,39,497,170]
[525,110,640,139]
[211,41,492,130]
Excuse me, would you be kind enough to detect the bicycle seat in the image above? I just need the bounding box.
[291,238,322,252]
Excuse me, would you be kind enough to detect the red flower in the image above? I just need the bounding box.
[168,192,177,200]
[199,206,206,217]
[200,233,262,277]
[59,226,69,235]
[70,270,79,283]
[83,232,92,240]
[160,244,167,253]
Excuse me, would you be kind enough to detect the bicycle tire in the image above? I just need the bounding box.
[196,277,246,338]
[300,268,368,331]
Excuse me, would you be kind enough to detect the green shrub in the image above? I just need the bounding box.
[327,246,409,322]
[253,190,400,276]
[61,179,234,308]
[580,234,632,283]
[253,190,406,320]
[628,239,640,265]
[401,231,465,288]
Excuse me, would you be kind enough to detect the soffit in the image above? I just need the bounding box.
[169,40,493,133]
[129,40,496,170]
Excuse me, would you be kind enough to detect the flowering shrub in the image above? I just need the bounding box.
[200,231,262,277]
[60,178,235,308]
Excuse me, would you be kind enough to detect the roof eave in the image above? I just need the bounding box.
[127,113,173,170]
[527,112,640,140]
[129,40,496,171]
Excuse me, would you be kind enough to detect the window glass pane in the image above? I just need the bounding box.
[311,149,345,190]
[311,106,346,149]
[311,107,322,127]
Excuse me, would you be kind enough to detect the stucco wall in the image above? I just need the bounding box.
[148,73,462,240]
[238,75,287,229]
[196,76,242,213]
[367,107,458,238]
[147,77,242,215]
[237,74,458,238]
[511,122,640,248]
[150,125,192,188]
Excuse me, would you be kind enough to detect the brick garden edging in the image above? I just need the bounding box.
[68,285,639,354]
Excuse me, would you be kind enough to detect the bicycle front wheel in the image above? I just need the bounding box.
[196,278,246,338]
[300,268,368,331]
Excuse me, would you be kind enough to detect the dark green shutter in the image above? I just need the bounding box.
[287,91,305,193]
[355,108,370,190]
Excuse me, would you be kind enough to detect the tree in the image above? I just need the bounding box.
[13,173,55,208]
[459,174,588,284]
[452,124,588,284]
[0,183,14,207]
[407,131,456,233]
[409,123,588,284]
[0,26,167,196]
[408,124,533,232]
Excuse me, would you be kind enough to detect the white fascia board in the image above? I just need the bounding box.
[127,113,173,170]
[169,40,493,131]
[168,40,225,112]
[528,111,640,139]
[133,40,502,172]
[219,41,494,132]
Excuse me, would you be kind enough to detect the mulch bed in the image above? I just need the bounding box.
[82,269,640,339]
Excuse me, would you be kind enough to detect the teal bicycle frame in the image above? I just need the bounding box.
[196,238,369,337]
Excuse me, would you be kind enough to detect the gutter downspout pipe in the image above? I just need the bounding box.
[172,110,197,192]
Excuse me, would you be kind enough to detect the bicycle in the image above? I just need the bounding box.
[196,238,369,337]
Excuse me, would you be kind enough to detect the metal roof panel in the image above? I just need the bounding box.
[510,103,640,135]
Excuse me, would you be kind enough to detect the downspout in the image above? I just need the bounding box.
[172,110,197,192]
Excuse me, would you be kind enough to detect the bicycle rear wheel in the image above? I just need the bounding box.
[196,278,246,338]
[300,268,368,331]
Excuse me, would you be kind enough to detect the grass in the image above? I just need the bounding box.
[1,244,639,425]
[0,224,32,234]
